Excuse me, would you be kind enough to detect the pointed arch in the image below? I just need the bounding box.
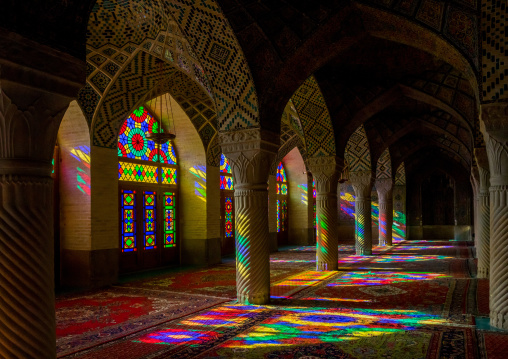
[345,124,372,172]
[290,76,336,158]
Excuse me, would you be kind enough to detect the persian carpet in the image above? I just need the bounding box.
[56,287,226,357]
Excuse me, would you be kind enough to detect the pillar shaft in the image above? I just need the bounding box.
[475,148,490,277]
[393,185,407,240]
[481,103,508,329]
[220,129,278,304]
[376,178,393,246]
[0,173,56,358]
[0,64,80,356]
[308,157,339,271]
[351,171,373,255]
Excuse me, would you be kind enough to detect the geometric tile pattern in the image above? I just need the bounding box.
[376,148,392,179]
[164,0,259,130]
[395,162,406,185]
[345,124,371,172]
[86,0,258,132]
[481,0,508,101]
[91,51,177,148]
[291,76,336,157]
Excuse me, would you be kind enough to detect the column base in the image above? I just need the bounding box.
[237,291,270,305]
[316,261,338,271]
[491,310,508,329]
[357,249,372,256]
[478,267,489,278]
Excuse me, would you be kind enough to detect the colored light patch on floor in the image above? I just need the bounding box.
[338,255,453,264]
[288,245,355,252]
[327,271,449,287]
[135,304,263,346]
[270,259,316,263]
[392,245,453,250]
[217,307,448,350]
[271,271,338,299]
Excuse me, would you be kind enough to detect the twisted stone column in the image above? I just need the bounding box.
[481,103,508,329]
[475,148,490,278]
[470,166,479,251]
[376,178,393,246]
[0,173,56,358]
[350,171,373,255]
[308,157,339,271]
[0,72,79,356]
[393,185,407,240]
[0,40,83,356]
[220,129,278,304]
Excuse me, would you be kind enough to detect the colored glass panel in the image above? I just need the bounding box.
[277,200,281,233]
[220,154,232,174]
[121,190,136,252]
[225,197,233,237]
[161,167,178,185]
[164,192,176,248]
[277,183,288,195]
[118,162,158,183]
[143,191,156,250]
[118,106,177,165]
[313,179,316,198]
[220,175,234,190]
[276,162,287,182]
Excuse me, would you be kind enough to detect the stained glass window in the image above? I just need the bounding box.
[164,192,176,248]
[224,197,233,237]
[276,162,287,182]
[220,154,234,190]
[144,191,157,250]
[121,190,136,252]
[118,106,177,165]
[119,162,158,183]
[220,154,232,174]
[118,106,178,258]
[118,106,178,185]
[313,179,316,229]
[161,167,178,185]
[277,199,288,233]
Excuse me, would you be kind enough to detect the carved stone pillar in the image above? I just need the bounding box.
[393,185,407,240]
[350,171,374,255]
[376,178,393,246]
[470,166,480,256]
[0,33,84,358]
[475,148,490,278]
[307,157,339,271]
[481,103,508,329]
[219,129,278,305]
[0,88,79,358]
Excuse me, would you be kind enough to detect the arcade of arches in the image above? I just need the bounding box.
[1,0,508,357]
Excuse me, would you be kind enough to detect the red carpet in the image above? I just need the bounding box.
[58,240,508,359]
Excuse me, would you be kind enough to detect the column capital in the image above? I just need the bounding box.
[481,103,508,142]
[350,170,373,198]
[307,156,340,194]
[219,128,278,187]
[375,178,393,201]
[0,78,74,172]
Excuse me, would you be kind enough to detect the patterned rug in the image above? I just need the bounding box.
[477,331,508,359]
[61,240,507,359]
[56,287,226,356]
[121,265,298,299]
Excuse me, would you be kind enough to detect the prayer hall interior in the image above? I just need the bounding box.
[0,0,507,358]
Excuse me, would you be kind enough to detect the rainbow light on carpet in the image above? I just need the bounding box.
[338,255,453,264]
[327,271,449,287]
[218,306,451,349]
